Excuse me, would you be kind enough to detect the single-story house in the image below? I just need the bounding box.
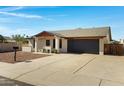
[4,36,16,43]
[27,27,112,55]
[0,35,17,52]
[0,35,16,43]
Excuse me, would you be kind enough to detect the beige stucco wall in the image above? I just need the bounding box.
[34,38,106,55]
[106,34,111,43]
[31,37,109,55]
[50,39,53,48]
[37,39,53,49]
[37,39,45,49]
[33,38,54,52]
[28,39,33,47]
[22,46,32,52]
[38,38,67,53]
[0,43,18,52]
[99,38,104,55]
[32,37,68,53]
[99,37,110,55]
[60,38,67,53]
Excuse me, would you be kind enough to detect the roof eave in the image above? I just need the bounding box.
[64,36,106,39]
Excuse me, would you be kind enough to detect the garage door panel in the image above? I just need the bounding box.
[68,39,99,54]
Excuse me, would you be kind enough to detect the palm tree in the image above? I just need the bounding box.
[12,34,28,45]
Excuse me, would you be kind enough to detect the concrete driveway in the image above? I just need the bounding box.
[0,53,124,86]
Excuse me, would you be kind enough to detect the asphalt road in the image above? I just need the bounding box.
[0,76,32,86]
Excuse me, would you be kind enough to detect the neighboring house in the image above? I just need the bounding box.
[0,35,16,43]
[28,27,112,55]
[4,36,16,43]
[120,39,124,44]
[0,36,17,52]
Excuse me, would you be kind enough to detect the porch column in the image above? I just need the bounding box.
[55,36,60,52]
[35,37,38,52]
[99,38,104,55]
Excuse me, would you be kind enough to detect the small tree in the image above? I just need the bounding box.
[0,35,6,43]
[12,34,28,45]
[110,40,120,44]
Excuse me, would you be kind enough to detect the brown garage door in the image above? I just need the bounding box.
[68,39,99,54]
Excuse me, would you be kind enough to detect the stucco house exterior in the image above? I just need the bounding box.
[27,27,112,55]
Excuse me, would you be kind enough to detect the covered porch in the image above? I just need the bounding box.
[34,31,67,53]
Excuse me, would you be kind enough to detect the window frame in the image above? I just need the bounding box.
[46,40,50,46]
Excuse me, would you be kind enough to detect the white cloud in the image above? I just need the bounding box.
[0,11,43,19]
[0,6,58,13]
[0,7,55,20]
[0,6,25,12]
[0,6,66,20]
[0,6,43,19]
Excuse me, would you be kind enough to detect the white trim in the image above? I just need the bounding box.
[99,38,104,55]
[34,37,38,52]
[60,38,67,53]
[55,36,60,51]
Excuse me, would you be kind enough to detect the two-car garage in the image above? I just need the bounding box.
[68,39,99,54]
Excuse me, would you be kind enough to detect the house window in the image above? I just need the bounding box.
[53,39,55,48]
[59,39,62,48]
[46,40,50,46]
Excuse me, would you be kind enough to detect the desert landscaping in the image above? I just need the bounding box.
[0,51,48,63]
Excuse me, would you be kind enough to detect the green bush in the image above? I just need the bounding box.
[51,48,59,54]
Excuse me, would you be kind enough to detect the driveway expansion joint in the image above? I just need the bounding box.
[73,57,96,74]
[13,55,75,80]
[99,79,102,86]
[13,67,42,80]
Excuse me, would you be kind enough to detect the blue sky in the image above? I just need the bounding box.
[0,6,123,40]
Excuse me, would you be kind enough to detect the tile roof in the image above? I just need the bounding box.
[34,27,112,40]
[50,27,111,38]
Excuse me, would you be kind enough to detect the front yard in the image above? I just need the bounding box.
[0,51,48,63]
[0,53,124,85]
